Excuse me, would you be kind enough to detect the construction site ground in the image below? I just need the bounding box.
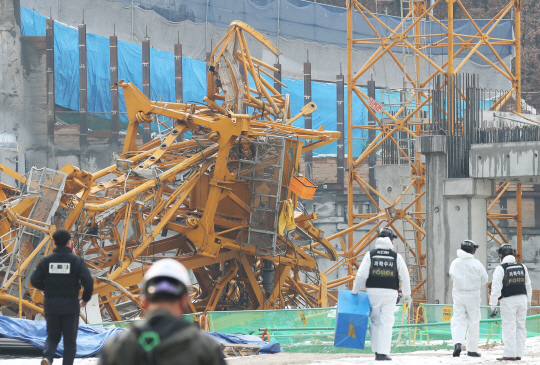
[3,337,540,365]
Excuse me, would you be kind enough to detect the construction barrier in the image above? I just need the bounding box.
[86,305,540,353]
[206,305,540,353]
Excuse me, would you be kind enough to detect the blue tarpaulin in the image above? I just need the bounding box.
[208,332,282,354]
[0,315,125,357]
[0,315,282,357]
[20,6,408,156]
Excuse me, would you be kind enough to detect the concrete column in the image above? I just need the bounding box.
[367,80,376,191]
[174,43,183,104]
[336,74,344,187]
[273,63,281,94]
[78,24,88,151]
[110,35,119,151]
[46,18,55,165]
[303,61,312,178]
[443,178,494,304]
[418,135,448,304]
[534,185,540,228]
[419,135,494,305]
[142,37,151,144]
[174,42,183,141]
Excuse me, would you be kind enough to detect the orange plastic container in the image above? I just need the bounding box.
[289,175,318,200]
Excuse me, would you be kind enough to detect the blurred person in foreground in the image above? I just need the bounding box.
[98,258,226,365]
[449,239,488,358]
[351,227,412,361]
[30,229,94,365]
[489,244,532,361]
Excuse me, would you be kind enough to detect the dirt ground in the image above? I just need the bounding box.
[4,338,540,365]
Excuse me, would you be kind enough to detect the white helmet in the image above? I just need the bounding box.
[143,259,190,298]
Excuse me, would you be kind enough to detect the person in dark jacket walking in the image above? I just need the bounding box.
[30,229,94,365]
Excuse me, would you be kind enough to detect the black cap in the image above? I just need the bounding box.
[461,239,479,253]
[379,227,397,240]
[498,244,516,258]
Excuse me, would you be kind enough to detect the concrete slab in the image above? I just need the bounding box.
[470,142,540,182]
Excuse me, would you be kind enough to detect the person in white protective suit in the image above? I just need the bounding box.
[449,239,488,358]
[489,244,532,361]
[352,227,412,361]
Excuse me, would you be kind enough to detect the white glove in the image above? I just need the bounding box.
[528,302,532,310]
[351,289,359,295]
[403,295,412,305]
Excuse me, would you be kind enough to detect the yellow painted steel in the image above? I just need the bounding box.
[331,0,523,302]
[0,23,342,319]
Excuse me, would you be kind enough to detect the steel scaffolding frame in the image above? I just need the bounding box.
[332,0,522,298]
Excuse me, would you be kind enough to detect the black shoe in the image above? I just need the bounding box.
[453,343,462,357]
[468,352,481,357]
[375,353,392,361]
[516,358,521,360]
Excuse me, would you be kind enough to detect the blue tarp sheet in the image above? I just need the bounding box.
[20,6,408,156]
[208,332,282,354]
[0,315,282,357]
[0,315,125,357]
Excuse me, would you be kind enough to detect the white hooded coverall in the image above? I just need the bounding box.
[489,255,532,359]
[352,237,411,355]
[448,249,488,352]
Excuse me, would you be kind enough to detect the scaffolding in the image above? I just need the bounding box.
[327,0,523,299]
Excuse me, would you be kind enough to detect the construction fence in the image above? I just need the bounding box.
[93,304,540,353]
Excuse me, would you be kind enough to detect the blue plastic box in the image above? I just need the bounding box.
[334,290,370,349]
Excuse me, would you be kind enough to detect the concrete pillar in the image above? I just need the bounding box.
[303,61,312,179]
[418,135,449,304]
[443,178,494,304]
[273,63,281,94]
[78,24,88,151]
[336,74,344,187]
[419,135,494,305]
[142,37,151,144]
[110,34,119,151]
[174,42,183,142]
[1,0,48,181]
[367,80,376,191]
[534,185,540,228]
[45,18,55,167]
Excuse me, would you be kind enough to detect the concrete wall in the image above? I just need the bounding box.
[308,188,374,285]
[0,0,50,185]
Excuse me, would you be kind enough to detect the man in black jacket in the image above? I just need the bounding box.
[98,258,226,365]
[31,229,94,365]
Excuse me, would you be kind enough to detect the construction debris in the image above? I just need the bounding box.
[0,21,340,321]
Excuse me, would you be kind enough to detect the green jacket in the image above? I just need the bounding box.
[98,309,226,365]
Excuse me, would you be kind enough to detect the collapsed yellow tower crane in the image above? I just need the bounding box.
[0,22,340,321]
